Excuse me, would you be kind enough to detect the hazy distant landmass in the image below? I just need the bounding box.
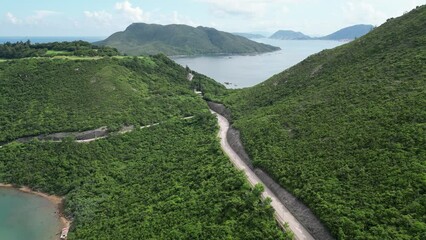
[96,23,280,56]
[270,24,374,41]
[232,33,266,39]
[269,30,312,40]
[318,24,375,40]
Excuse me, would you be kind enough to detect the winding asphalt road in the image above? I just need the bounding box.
[211,110,315,240]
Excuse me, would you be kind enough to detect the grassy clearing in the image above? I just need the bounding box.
[51,55,104,60]
[45,50,71,56]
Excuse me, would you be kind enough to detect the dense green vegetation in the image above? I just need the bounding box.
[0,55,225,142]
[0,40,119,59]
[218,5,426,239]
[95,23,280,56]
[0,114,288,239]
[0,49,288,239]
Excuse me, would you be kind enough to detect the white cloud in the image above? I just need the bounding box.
[115,1,150,22]
[5,12,21,24]
[84,10,113,25]
[342,1,387,25]
[27,10,60,24]
[198,0,268,18]
[5,10,59,25]
[197,0,306,18]
[171,11,197,26]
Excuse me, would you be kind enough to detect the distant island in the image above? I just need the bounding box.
[270,24,374,40]
[95,23,280,56]
[269,30,311,40]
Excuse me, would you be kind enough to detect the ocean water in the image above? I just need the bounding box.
[173,39,345,88]
[0,36,105,44]
[0,188,60,240]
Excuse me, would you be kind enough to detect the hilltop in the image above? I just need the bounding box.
[96,23,280,56]
[0,54,216,142]
[217,5,426,239]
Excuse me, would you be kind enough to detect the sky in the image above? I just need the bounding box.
[1,0,425,37]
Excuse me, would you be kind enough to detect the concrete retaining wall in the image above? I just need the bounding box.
[14,126,109,143]
[208,101,334,240]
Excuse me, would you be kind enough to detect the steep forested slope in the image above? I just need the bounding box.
[0,55,225,142]
[0,115,288,239]
[0,55,288,238]
[96,23,280,56]
[220,5,426,239]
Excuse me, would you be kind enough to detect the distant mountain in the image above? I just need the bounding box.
[269,30,311,40]
[96,23,280,56]
[232,33,266,39]
[318,24,374,40]
[270,24,374,41]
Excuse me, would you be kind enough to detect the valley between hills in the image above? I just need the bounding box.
[0,4,425,240]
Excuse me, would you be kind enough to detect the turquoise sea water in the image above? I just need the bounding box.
[0,188,60,240]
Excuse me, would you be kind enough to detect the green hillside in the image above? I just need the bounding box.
[219,5,426,239]
[95,23,280,56]
[0,115,288,239]
[0,40,120,59]
[0,55,226,143]
[0,55,288,239]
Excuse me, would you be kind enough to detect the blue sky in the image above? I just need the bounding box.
[1,0,424,36]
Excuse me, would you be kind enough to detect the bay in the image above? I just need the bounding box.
[0,188,60,240]
[173,39,345,88]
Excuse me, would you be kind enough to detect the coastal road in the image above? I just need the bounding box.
[211,110,315,240]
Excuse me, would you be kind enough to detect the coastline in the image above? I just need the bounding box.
[0,183,71,237]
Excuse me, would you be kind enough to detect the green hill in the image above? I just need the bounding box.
[218,5,426,239]
[0,55,227,143]
[95,23,280,56]
[0,55,289,239]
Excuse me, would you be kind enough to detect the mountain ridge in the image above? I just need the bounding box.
[270,24,374,40]
[96,23,280,56]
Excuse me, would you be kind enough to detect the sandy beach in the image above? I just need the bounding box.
[0,183,71,236]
